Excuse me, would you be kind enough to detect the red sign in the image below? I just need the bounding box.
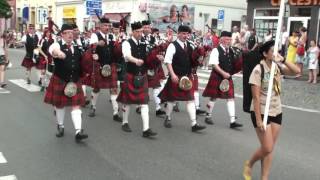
[271,0,320,6]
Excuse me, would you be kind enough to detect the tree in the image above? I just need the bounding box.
[0,0,13,19]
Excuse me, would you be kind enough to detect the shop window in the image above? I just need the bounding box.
[254,19,278,42]
[231,21,241,30]
[298,8,311,17]
[211,18,217,30]
[255,9,279,16]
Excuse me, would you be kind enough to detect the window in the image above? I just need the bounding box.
[254,19,278,42]
[211,18,217,30]
[255,9,279,16]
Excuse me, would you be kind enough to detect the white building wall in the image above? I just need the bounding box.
[194,5,247,33]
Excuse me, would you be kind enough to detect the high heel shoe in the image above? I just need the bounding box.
[243,160,252,180]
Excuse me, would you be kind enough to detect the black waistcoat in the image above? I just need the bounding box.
[172,41,193,76]
[126,39,147,75]
[41,38,53,56]
[25,34,39,57]
[217,45,235,74]
[53,41,82,82]
[95,32,114,66]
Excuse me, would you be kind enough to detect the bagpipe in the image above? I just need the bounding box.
[229,46,243,75]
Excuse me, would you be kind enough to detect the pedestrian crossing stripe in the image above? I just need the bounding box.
[0,152,7,163]
[0,175,17,180]
[9,79,41,92]
[0,88,10,94]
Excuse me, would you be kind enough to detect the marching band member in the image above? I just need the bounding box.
[87,18,122,122]
[158,25,206,132]
[38,28,54,91]
[44,24,88,142]
[202,31,243,129]
[21,24,39,84]
[117,21,157,138]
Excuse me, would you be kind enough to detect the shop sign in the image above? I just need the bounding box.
[271,0,320,6]
[63,7,76,18]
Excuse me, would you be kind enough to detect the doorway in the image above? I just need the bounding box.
[287,17,310,36]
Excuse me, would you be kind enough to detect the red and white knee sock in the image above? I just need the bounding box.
[91,92,99,109]
[186,101,197,126]
[194,91,200,110]
[227,100,236,123]
[165,102,174,120]
[206,100,216,118]
[153,88,161,111]
[71,109,82,134]
[55,107,65,128]
[140,104,150,131]
[110,94,119,115]
[122,105,130,125]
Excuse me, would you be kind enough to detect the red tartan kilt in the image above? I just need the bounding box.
[81,75,91,86]
[202,71,234,99]
[117,73,149,104]
[158,66,166,80]
[193,74,199,91]
[21,57,35,69]
[35,56,48,70]
[158,76,194,102]
[44,75,85,108]
[88,63,118,89]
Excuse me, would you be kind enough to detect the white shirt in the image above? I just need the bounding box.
[90,31,106,45]
[122,37,139,62]
[49,39,75,55]
[208,45,227,65]
[164,39,187,64]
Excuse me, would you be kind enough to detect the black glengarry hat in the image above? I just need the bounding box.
[178,25,191,33]
[220,31,232,37]
[131,21,142,31]
[141,20,151,26]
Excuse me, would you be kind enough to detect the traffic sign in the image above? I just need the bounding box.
[86,0,102,16]
[218,10,224,21]
[37,7,48,25]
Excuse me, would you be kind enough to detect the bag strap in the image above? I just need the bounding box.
[260,63,264,83]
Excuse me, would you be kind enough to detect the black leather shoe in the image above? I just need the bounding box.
[156,109,166,116]
[122,123,132,132]
[191,124,206,132]
[38,80,42,86]
[204,117,214,125]
[196,109,206,116]
[113,114,122,122]
[230,122,243,129]
[142,129,157,138]
[75,130,88,142]
[27,79,31,84]
[173,104,180,112]
[136,107,141,114]
[88,106,96,117]
[56,125,64,137]
[164,117,172,128]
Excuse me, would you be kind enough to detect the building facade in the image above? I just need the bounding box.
[247,0,320,43]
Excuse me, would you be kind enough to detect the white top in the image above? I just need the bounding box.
[281,31,289,45]
[264,34,273,42]
[122,37,139,62]
[208,45,226,65]
[164,39,187,64]
[231,32,240,46]
[49,39,75,55]
[90,31,107,45]
[0,38,5,55]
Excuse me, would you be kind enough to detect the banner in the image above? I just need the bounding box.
[148,1,195,32]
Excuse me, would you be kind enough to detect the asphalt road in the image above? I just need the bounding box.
[0,49,319,180]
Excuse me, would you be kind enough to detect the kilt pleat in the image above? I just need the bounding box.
[202,71,234,99]
[158,75,194,102]
[21,57,35,69]
[44,75,85,108]
[117,73,149,104]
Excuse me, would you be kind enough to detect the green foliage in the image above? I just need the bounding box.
[0,0,13,18]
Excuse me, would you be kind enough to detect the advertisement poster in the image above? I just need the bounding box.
[147,1,195,32]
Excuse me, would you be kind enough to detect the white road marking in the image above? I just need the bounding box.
[0,152,7,163]
[198,86,320,114]
[0,175,18,180]
[9,79,41,92]
[0,88,10,94]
